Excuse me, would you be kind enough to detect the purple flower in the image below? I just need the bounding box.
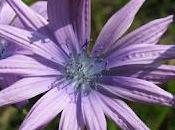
[0,1,47,108]
[0,0,174,130]
[0,0,47,59]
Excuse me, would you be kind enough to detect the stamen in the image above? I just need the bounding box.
[82,39,89,49]
[64,50,106,95]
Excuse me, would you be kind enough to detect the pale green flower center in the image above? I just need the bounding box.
[65,51,105,93]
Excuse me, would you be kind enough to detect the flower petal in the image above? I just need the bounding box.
[82,92,106,130]
[99,76,175,107]
[31,1,48,19]
[6,0,48,32]
[11,1,48,29]
[59,101,83,130]
[0,25,68,64]
[0,55,61,76]
[106,44,175,68]
[53,25,80,55]
[0,74,28,108]
[92,0,145,56]
[0,1,48,58]
[105,64,175,84]
[111,15,173,51]
[0,1,16,24]
[20,87,70,130]
[131,64,175,84]
[96,92,149,130]
[0,77,57,106]
[0,74,19,88]
[71,0,91,45]
[47,0,80,53]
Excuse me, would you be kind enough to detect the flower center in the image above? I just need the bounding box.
[64,51,106,94]
[0,39,7,59]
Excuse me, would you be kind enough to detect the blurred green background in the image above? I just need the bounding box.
[0,0,175,130]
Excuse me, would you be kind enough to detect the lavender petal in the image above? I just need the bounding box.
[96,92,149,130]
[0,1,16,24]
[0,24,68,64]
[0,55,61,76]
[59,102,83,130]
[130,64,175,84]
[71,0,91,45]
[106,64,175,84]
[47,0,80,53]
[20,87,70,130]
[6,0,48,33]
[106,44,175,68]
[82,92,107,130]
[93,0,145,56]
[11,1,48,29]
[31,1,48,20]
[0,77,57,107]
[99,76,175,107]
[111,15,173,51]
[0,74,28,108]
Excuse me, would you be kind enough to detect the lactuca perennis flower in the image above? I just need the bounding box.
[0,0,47,108]
[0,0,174,130]
[0,0,47,59]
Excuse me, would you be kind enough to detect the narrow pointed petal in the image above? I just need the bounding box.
[82,92,106,130]
[92,0,145,56]
[0,74,28,108]
[0,1,16,24]
[106,44,175,68]
[96,92,149,130]
[71,0,91,45]
[0,25,68,64]
[53,25,80,54]
[6,0,48,32]
[31,1,48,19]
[47,0,91,46]
[59,102,83,130]
[0,55,61,76]
[105,64,175,84]
[0,77,57,106]
[99,76,175,107]
[11,1,48,29]
[20,87,70,130]
[111,15,173,51]
[47,0,80,53]
[131,64,175,84]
